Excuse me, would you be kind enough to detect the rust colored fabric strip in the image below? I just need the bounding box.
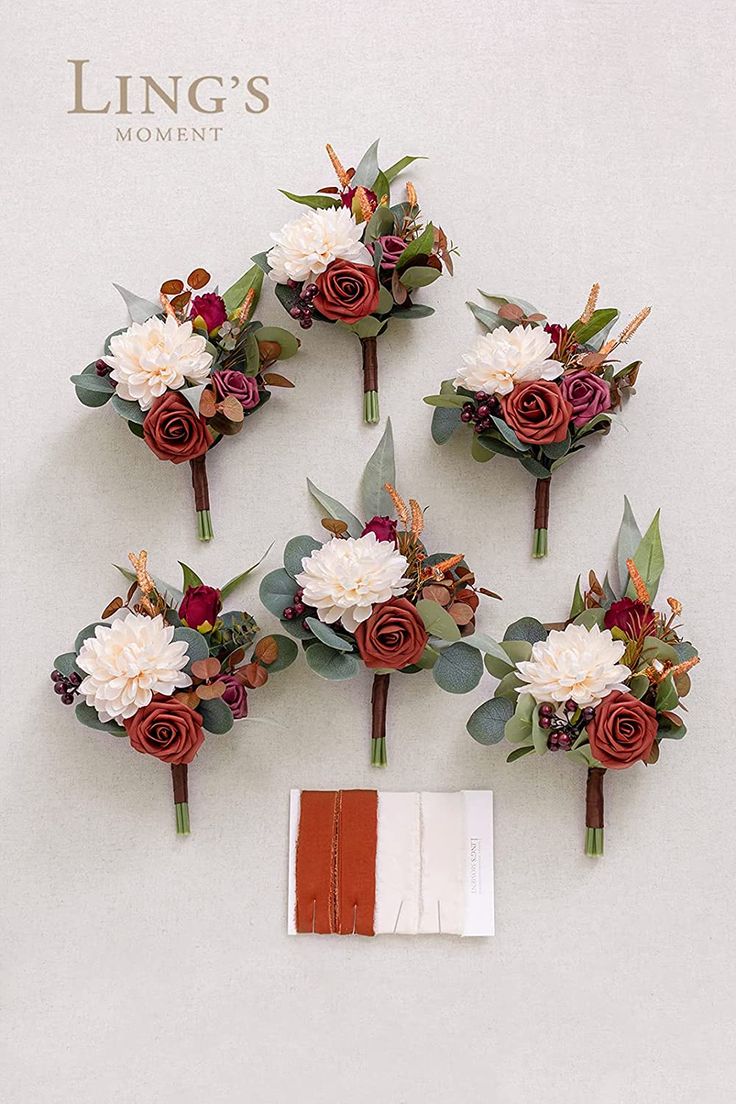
[295,790,338,934]
[337,790,378,936]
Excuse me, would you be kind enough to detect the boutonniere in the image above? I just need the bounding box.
[260,421,498,765]
[255,140,456,423]
[425,285,649,557]
[51,552,297,833]
[71,265,299,540]
[466,501,699,855]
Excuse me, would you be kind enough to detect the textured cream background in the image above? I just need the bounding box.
[2,2,735,1101]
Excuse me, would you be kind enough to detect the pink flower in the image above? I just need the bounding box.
[369,235,407,272]
[220,675,249,719]
[190,293,227,333]
[212,370,261,410]
[179,585,221,631]
[560,369,612,428]
[361,516,398,545]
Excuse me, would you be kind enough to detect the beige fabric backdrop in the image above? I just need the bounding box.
[2,1,735,1101]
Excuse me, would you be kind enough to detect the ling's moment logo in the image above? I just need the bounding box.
[67,59,270,143]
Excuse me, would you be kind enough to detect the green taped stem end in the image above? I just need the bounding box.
[196,510,213,542]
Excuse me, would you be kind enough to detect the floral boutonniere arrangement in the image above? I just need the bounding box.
[51,552,297,834]
[260,421,496,765]
[71,265,299,540]
[424,284,649,557]
[255,140,455,424]
[466,500,699,855]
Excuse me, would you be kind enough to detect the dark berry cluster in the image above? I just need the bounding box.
[283,588,311,631]
[538,699,596,752]
[460,391,501,433]
[95,358,111,377]
[50,668,82,705]
[287,281,318,330]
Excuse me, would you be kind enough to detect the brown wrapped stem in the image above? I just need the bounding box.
[534,477,551,530]
[585,767,606,829]
[190,456,210,513]
[371,673,390,744]
[361,336,378,394]
[171,763,189,806]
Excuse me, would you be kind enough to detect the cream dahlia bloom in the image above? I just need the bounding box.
[295,533,411,633]
[268,206,372,284]
[77,612,192,724]
[515,623,630,709]
[454,325,561,396]
[104,315,213,410]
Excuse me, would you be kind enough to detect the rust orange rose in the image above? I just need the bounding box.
[501,380,573,445]
[124,693,205,764]
[313,259,380,323]
[586,690,658,769]
[354,598,428,670]
[143,391,211,464]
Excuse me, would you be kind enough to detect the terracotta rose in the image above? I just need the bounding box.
[313,260,380,322]
[143,391,210,463]
[501,380,572,445]
[586,690,658,769]
[354,598,428,670]
[124,694,205,764]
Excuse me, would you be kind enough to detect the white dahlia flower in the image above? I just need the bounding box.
[295,533,411,633]
[454,324,561,396]
[104,315,213,411]
[267,206,372,284]
[515,623,630,709]
[77,612,192,724]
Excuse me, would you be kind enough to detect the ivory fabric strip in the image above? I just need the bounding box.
[419,791,465,935]
[374,791,421,934]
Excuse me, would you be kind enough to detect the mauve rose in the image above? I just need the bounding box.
[180,585,221,630]
[586,690,658,769]
[213,370,261,410]
[124,694,205,765]
[500,380,572,445]
[560,369,613,428]
[354,598,429,671]
[361,516,398,545]
[369,235,407,271]
[220,675,249,720]
[604,598,655,638]
[143,391,210,464]
[341,186,378,215]
[313,260,380,323]
[190,292,227,333]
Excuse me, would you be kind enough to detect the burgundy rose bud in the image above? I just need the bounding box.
[604,597,655,639]
[190,292,228,334]
[361,516,398,545]
[341,186,378,217]
[212,369,261,411]
[559,369,613,428]
[220,675,249,720]
[368,234,407,271]
[179,585,222,631]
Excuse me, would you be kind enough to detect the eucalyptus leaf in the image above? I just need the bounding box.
[75,701,124,735]
[504,694,535,743]
[467,301,512,332]
[305,643,359,681]
[531,703,547,754]
[542,433,571,461]
[361,418,395,519]
[490,416,529,452]
[53,651,83,678]
[365,205,395,243]
[113,284,160,323]
[306,479,363,538]
[74,622,105,653]
[198,697,234,734]
[655,675,679,712]
[573,608,606,629]
[399,266,441,289]
[172,627,209,669]
[431,406,461,444]
[416,599,461,643]
[518,455,552,480]
[432,642,483,694]
[284,535,321,579]
[70,371,115,394]
[256,326,300,360]
[259,569,298,617]
[500,640,533,665]
[494,671,524,699]
[471,436,497,462]
[111,394,146,424]
[478,292,541,316]
[503,617,548,645]
[377,286,393,315]
[391,304,435,320]
[304,617,353,652]
[673,641,698,663]
[467,696,514,745]
[423,394,466,409]
[343,315,385,339]
[264,634,298,672]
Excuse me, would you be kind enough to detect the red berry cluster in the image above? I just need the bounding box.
[282,588,315,632]
[460,391,501,433]
[287,281,318,330]
[539,700,596,752]
[51,668,82,706]
[95,359,111,377]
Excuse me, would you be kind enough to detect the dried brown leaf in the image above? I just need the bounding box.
[254,636,279,665]
[422,584,451,606]
[240,662,268,689]
[187,268,210,290]
[322,518,348,537]
[191,657,221,681]
[448,602,474,626]
[262,372,294,388]
[101,596,124,618]
[196,680,226,700]
[161,279,184,296]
